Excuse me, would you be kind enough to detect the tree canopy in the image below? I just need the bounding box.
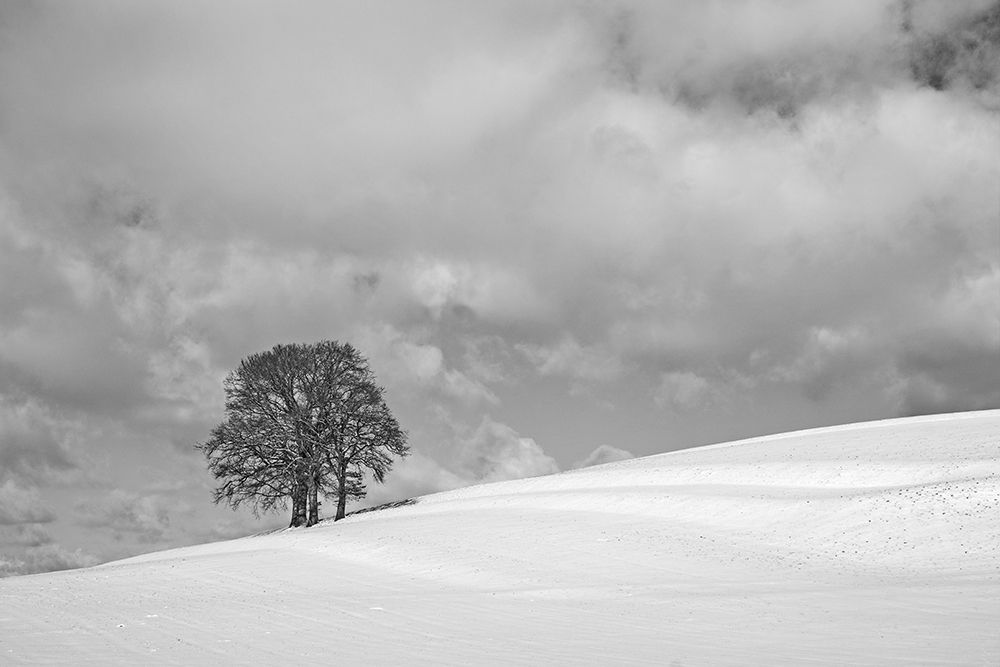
[197,341,408,526]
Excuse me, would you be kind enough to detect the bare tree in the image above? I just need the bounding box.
[317,377,408,520]
[197,412,294,518]
[197,341,408,527]
[198,345,308,525]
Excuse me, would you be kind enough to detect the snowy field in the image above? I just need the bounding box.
[2,410,998,665]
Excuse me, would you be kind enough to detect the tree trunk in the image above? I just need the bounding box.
[335,467,347,521]
[306,473,320,527]
[289,477,308,527]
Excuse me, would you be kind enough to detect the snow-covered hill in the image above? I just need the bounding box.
[3,411,999,665]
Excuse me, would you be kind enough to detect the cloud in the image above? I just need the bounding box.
[606,0,999,114]
[572,445,635,469]
[408,258,548,324]
[76,491,174,544]
[519,336,624,384]
[0,544,99,578]
[765,326,873,401]
[0,523,54,548]
[891,335,1000,417]
[358,452,470,508]
[0,397,77,483]
[907,1,1000,92]
[0,480,56,525]
[461,417,560,483]
[358,325,499,406]
[889,265,1000,415]
[654,372,717,412]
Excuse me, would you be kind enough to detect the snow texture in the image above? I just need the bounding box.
[2,410,998,665]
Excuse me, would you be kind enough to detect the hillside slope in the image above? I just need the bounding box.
[3,411,999,665]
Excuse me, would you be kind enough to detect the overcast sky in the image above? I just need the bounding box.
[1,0,998,576]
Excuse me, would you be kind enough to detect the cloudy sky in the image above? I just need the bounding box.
[1,0,998,576]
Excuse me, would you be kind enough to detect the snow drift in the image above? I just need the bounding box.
[3,410,999,665]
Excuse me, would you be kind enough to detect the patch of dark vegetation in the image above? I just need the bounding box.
[253,498,420,532]
[346,498,418,517]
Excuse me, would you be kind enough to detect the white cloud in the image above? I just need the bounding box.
[572,445,635,469]
[358,325,499,406]
[359,452,469,508]
[411,261,460,317]
[0,480,56,525]
[408,258,549,324]
[462,417,559,483]
[653,372,715,412]
[767,326,872,400]
[519,336,623,383]
[0,544,98,578]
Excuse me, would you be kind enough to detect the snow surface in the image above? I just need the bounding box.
[2,410,999,665]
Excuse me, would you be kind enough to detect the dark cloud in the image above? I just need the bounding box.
[607,1,999,115]
[907,0,1000,92]
[893,331,1000,416]
[0,398,76,483]
[76,491,174,544]
[0,523,54,548]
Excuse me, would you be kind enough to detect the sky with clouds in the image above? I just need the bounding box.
[1,0,998,576]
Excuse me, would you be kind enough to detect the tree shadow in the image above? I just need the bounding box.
[346,497,418,517]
